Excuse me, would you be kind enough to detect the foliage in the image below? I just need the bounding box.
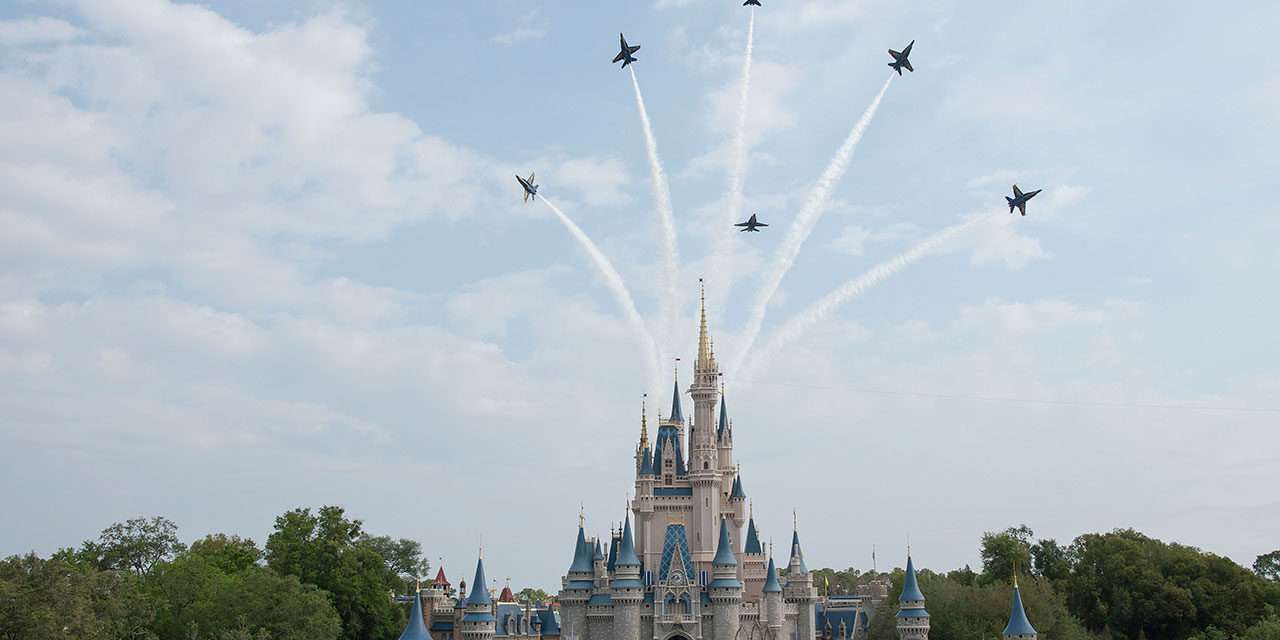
[517,587,552,603]
[85,517,186,578]
[1032,538,1072,582]
[146,552,341,640]
[1064,529,1265,639]
[188,534,263,574]
[359,535,430,594]
[1257,551,1280,582]
[980,525,1035,584]
[265,506,404,640]
[0,553,155,640]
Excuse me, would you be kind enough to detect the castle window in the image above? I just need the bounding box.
[703,461,709,469]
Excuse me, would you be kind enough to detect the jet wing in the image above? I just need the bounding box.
[901,41,913,56]
[528,172,535,183]
[1013,184,1024,199]
[889,48,901,58]
[734,221,749,227]
[612,51,626,63]
[901,59,913,72]
[756,222,768,227]
[1017,202,1027,216]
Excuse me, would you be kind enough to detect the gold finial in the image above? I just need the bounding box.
[416,577,422,593]
[639,394,649,451]
[479,537,484,560]
[1013,561,1019,588]
[696,279,715,371]
[579,503,585,529]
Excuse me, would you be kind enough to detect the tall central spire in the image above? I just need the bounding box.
[696,278,716,372]
[639,395,649,452]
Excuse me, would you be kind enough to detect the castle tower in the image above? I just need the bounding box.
[460,555,496,640]
[741,506,766,602]
[690,282,727,566]
[612,514,645,640]
[716,386,734,471]
[587,538,614,640]
[397,589,430,640]
[709,517,744,640]
[896,553,930,640]
[1003,573,1037,640]
[762,552,785,635]
[558,518,594,639]
[785,525,818,640]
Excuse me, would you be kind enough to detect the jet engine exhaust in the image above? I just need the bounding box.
[629,66,680,362]
[732,73,896,374]
[541,196,663,394]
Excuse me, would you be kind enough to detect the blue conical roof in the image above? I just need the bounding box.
[618,516,641,566]
[717,394,729,439]
[713,518,738,567]
[669,378,683,422]
[466,556,491,607]
[606,534,618,572]
[900,555,925,602]
[791,529,808,573]
[1003,585,1037,637]
[399,591,430,640]
[763,555,782,593]
[593,540,604,562]
[744,517,762,554]
[731,475,746,499]
[569,525,593,573]
[639,446,654,475]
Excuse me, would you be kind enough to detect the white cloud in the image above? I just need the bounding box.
[0,17,84,45]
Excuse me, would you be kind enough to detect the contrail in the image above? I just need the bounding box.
[711,8,756,305]
[629,67,680,356]
[739,214,990,383]
[731,73,895,373]
[541,196,663,392]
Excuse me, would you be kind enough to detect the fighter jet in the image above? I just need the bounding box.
[887,40,914,75]
[743,0,763,6]
[515,172,538,203]
[1005,184,1042,216]
[735,213,768,232]
[612,33,640,68]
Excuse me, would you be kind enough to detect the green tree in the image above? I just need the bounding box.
[517,587,551,604]
[1256,551,1280,582]
[1241,615,1280,640]
[1065,529,1266,639]
[1032,538,1072,582]
[86,516,186,578]
[980,525,1034,584]
[0,553,155,640]
[359,535,429,593]
[265,506,403,640]
[146,552,341,640]
[189,534,262,574]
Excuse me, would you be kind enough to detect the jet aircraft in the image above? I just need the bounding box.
[1006,184,1041,216]
[735,213,768,232]
[515,172,538,203]
[888,40,915,75]
[612,33,640,68]
[743,0,763,6]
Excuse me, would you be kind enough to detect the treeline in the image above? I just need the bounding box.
[0,506,429,640]
[821,527,1280,640]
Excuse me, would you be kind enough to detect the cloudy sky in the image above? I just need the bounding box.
[2,0,1278,590]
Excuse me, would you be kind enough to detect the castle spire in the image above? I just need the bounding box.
[1003,573,1037,639]
[669,365,684,423]
[696,279,716,372]
[639,394,649,452]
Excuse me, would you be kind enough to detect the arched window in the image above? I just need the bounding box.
[679,593,692,615]
[664,592,676,616]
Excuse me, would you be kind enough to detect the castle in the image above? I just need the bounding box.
[396,292,1042,640]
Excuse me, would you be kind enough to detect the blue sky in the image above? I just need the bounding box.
[1,0,1277,590]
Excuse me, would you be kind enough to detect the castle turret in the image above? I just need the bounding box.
[398,589,430,640]
[460,555,495,640]
[612,514,644,640]
[763,552,784,634]
[896,554,930,640]
[785,524,818,640]
[741,507,766,602]
[559,518,594,639]
[1003,574,1037,640]
[716,387,734,473]
[709,517,743,640]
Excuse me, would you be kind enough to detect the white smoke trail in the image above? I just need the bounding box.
[739,214,991,383]
[629,67,680,357]
[731,73,895,373]
[541,196,663,391]
[711,8,756,304]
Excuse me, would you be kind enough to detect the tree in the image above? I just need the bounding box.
[91,516,186,578]
[189,534,262,574]
[0,553,155,640]
[517,587,551,604]
[359,535,429,593]
[980,525,1034,584]
[265,506,403,640]
[1256,551,1280,582]
[146,552,341,640]
[1031,538,1072,582]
